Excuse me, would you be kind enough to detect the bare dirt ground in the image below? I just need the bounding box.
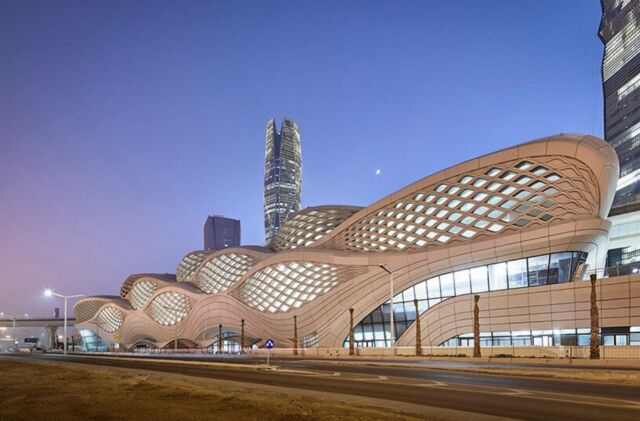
[0,359,428,421]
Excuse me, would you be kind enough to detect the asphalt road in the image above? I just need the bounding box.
[3,353,640,420]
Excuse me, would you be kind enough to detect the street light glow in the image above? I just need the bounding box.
[41,289,85,355]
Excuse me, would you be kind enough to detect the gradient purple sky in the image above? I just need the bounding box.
[0,0,603,318]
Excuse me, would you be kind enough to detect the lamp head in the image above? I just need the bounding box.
[378,264,392,274]
[44,289,53,297]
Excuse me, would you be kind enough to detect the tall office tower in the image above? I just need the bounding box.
[203,215,241,251]
[600,0,640,211]
[600,0,640,268]
[263,118,302,244]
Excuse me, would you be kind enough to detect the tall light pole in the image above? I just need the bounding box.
[12,316,16,352]
[378,264,395,350]
[44,289,84,355]
[1,313,24,352]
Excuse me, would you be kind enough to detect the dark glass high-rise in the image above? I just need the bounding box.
[600,0,640,212]
[203,215,241,251]
[263,118,302,244]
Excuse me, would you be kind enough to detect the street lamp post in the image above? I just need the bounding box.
[378,265,395,350]
[12,316,16,352]
[2,314,23,352]
[44,289,84,355]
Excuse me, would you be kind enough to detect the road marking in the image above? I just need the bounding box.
[416,380,448,387]
[268,368,316,375]
[501,389,532,396]
[351,375,389,381]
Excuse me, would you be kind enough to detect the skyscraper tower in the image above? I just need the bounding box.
[600,0,640,212]
[204,215,241,251]
[263,118,302,244]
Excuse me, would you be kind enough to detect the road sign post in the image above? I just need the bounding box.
[265,339,274,366]
[113,333,121,358]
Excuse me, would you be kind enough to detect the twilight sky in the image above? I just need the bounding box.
[0,0,604,318]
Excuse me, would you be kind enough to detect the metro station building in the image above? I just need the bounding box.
[74,134,640,352]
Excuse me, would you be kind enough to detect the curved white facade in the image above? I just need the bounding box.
[75,134,637,351]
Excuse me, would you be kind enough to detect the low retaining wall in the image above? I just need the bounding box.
[239,345,640,360]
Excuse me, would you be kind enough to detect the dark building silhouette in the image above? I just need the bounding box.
[204,215,241,251]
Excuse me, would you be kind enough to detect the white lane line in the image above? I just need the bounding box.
[350,375,389,381]
[361,379,640,409]
[269,368,317,375]
[307,371,341,377]
[501,389,532,396]
[409,383,640,409]
[416,380,448,388]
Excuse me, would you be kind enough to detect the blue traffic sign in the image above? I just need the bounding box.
[265,339,275,349]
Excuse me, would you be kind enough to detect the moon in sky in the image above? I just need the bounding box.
[375,169,381,175]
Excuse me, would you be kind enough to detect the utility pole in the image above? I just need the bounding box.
[590,274,600,359]
[473,295,481,358]
[241,319,245,354]
[12,316,16,352]
[414,299,422,356]
[293,315,298,356]
[349,308,355,356]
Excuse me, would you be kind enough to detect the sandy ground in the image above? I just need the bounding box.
[0,359,431,421]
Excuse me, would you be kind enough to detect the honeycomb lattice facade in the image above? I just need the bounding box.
[147,291,191,326]
[269,205,363,251]
[192,253,256,294]
[322,156,599,252]
[74,135,625,352]
[74,297,120,323]
[233,262,368,313]
[176,251,212,282]
[120,274,176,299]
[96,306,124,333]
[128,280,160,310]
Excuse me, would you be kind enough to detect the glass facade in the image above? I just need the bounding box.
[203,215,241,251]
[79,329,108,352]
[264,118,302,244]
[206,330,241,353]
[344,252,587,348]
[442,326,640,347]
[600,0,640,209]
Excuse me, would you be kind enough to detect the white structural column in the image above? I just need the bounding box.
[378,265,394,349]
[160,305,179,352]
